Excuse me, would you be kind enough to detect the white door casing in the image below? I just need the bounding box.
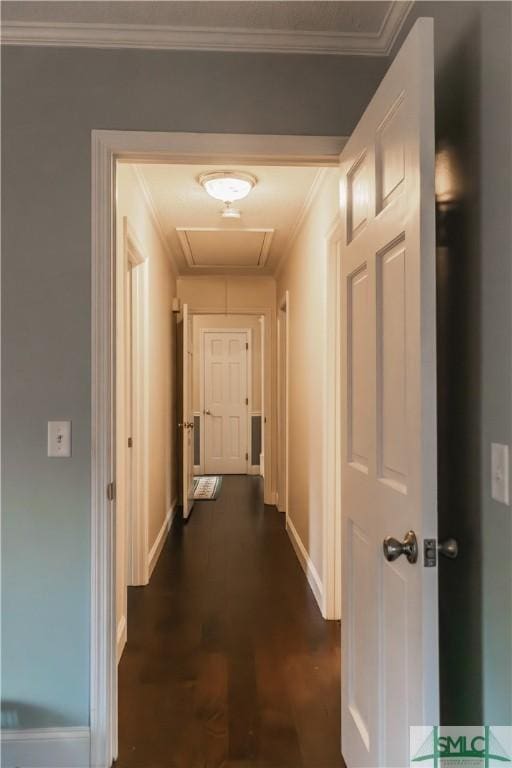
[340,19,437,768]
[203,331,248,475]
[91,133,345,768]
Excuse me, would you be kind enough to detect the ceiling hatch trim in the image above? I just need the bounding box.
[176,227,274,270]
[1,3,414,56]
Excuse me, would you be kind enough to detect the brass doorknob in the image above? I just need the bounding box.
[383,530,418,564]
[438,537,458,559]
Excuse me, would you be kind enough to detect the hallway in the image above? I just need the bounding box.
[116,476,343,768]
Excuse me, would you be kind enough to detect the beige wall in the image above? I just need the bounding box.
[178,275,275,313]
[115,164,177,645]
[276,168,339,582]
[192,314,263,413]
[178,276,275,499]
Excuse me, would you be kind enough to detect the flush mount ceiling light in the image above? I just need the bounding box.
[199,170,257,219]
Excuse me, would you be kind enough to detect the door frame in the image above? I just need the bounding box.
[183,300,274,500]
[323,217,343,620]
[199,327,252,475]
[91,130,344,767]
[277,292,290,523]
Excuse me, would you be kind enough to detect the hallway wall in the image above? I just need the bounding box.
[115,165,178,657]
[276,169,340,601]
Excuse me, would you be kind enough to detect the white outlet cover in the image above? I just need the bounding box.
[48,420,72,458]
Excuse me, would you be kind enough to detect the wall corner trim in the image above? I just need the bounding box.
[131,165,180,276]
[148,498,178,579]
[1,727,90,768]
[286,516,324,614]
[116,614,127,663]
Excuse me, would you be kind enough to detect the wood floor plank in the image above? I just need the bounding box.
[115,476,344,768]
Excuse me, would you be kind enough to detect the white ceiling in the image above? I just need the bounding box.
[2,2,391,32]
[132,162,326,275]
[1,2,413,56]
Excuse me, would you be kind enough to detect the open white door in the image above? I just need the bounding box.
[178,303,194,519]
[340,19,437,768]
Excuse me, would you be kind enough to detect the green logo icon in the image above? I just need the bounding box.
[411,726,511,767]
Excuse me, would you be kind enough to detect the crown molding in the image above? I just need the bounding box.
[1,3,413,56]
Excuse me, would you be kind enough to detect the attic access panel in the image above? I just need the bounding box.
[176,227,274,268]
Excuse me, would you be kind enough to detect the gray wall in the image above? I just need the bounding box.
[3,2,511,732]
[393,1,512,726]
[0,44,385,728]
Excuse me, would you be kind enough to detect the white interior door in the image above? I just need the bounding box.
[204,331,248,474]
[340,19,437,768]
[125,264,134,585]
[277,301,288,513]
[180,303,194,519]
[259,315,265,477]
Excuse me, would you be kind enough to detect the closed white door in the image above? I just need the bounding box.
[204,331,248,474]
[340,19,438,768]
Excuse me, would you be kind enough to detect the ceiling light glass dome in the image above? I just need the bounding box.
[199,171,257,203]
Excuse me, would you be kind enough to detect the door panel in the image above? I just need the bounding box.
[340,19,437,768]
[348,265,370,471]
[378,240,407,489]
[204,331,248,474]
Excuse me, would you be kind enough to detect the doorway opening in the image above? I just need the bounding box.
[94,25,437,759]
[109,148,345,768]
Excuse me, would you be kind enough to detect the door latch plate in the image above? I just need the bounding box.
[424,538,437,567]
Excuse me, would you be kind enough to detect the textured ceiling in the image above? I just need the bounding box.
[131,162,326,275]
[2,2,392,34]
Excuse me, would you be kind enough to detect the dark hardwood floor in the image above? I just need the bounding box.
[116,475,344,768]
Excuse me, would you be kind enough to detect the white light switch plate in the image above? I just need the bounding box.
[48,421,72,458]
[491,442,509,505]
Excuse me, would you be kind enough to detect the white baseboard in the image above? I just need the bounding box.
[286,516,323,613]
[116,614,127,663]
[247,464,260,476]
[193,464,202,475]
[148,498,177,579]
[1,727,90,768]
